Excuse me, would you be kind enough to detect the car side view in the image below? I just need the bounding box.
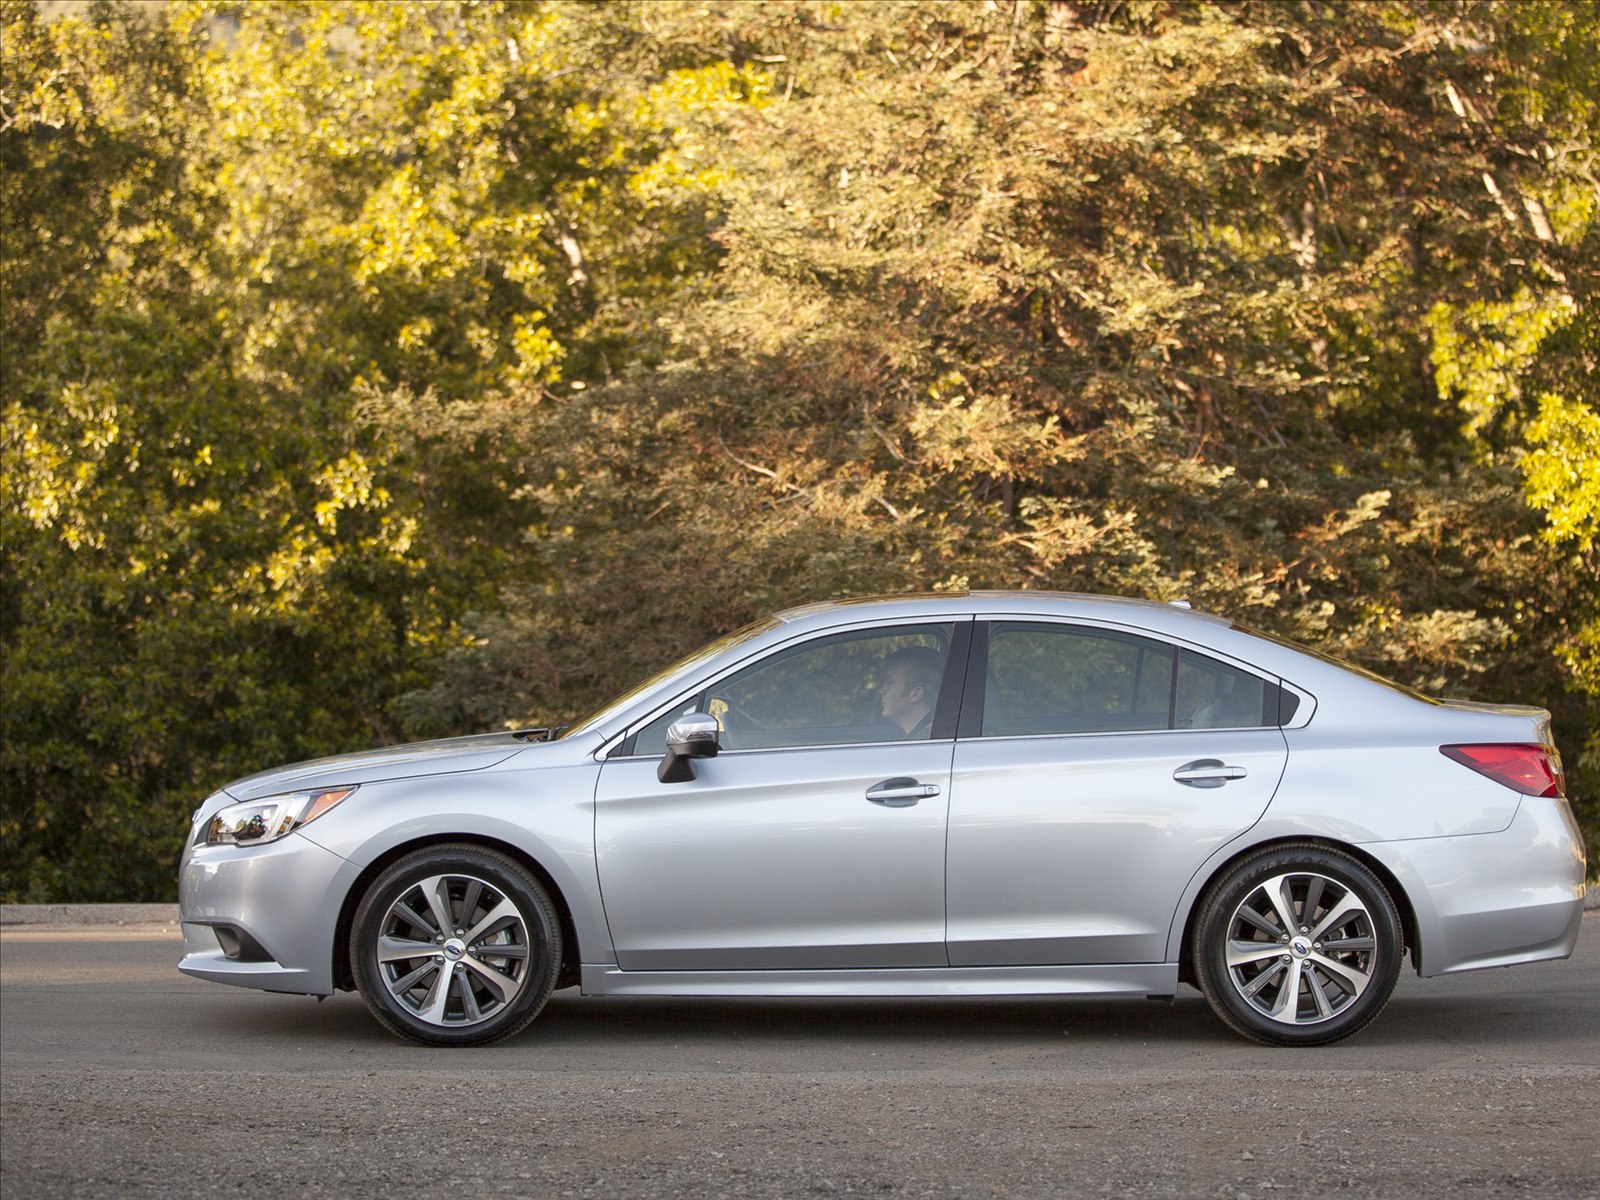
[178,593,1587,1046]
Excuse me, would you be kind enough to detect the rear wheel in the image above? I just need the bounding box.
[1193,844,1403,1046]
[350,844,561,1046]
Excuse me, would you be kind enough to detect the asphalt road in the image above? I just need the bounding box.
[2,919,1597,1199]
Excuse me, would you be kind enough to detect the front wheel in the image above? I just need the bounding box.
[350,844,562,1046]
[1192,844,1403,1046]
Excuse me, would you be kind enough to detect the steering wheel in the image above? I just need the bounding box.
[708,696,761,749]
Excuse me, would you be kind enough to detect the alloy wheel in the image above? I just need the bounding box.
[375,872,532,1028]
[1222,870,1377,1026]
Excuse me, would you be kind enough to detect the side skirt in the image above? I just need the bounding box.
[581,962,1180,999]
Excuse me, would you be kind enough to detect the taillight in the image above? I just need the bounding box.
[1440,743,1564,798]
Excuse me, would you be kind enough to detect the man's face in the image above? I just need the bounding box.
[879,669,924,728]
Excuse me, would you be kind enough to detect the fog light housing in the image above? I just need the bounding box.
[211,924,273,963]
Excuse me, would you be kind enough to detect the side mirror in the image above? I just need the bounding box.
[657,712,721,783]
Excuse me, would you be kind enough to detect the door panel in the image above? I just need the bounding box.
[946,728,1288,966]
[596,741,953,970]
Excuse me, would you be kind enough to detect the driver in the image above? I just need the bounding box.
[879,647,943,739]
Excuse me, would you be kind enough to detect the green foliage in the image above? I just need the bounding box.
[1524,393,1600,551]
[2,0,747,898]
[3,0,1597,897]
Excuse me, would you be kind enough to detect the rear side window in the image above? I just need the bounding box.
[982,625,1174,736]
[979,623,1279,737]
[1175,650,1268,729]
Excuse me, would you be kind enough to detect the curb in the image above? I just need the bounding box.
[1,903,180,926]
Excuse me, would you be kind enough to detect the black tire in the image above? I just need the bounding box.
[1192,843,1403,1047]
[350,843,562,1047]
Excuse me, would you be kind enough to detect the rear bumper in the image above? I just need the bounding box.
[1364,794,1587,977]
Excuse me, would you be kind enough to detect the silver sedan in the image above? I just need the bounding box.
[178,593,1587,1046]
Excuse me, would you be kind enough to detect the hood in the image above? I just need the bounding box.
[222,732,532,802]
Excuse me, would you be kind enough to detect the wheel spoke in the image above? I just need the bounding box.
[459,973,483,1023]
[464,897,521,947]
[480,943,528,961]
[1235,904,1282,939]
[1240,959,1286,1000]
[1309,950,1371,994]
[1305,965,1336,1019]
[418,965,453,1024]
[463,954,522,1004]
[1270,960,1305,1020]
[393,901,437,939]
[1226,939,1284,968]
[420,875,457,939]
[1320,935,1375,954]
[1300,876,1326,928]
[389,959,437,995]
[1262,874,1301,936]
[457,879,484,929]
[378,935,437,963]
[1310,893,1365,942]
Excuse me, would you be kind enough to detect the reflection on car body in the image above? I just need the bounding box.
[179,592,1587,1046]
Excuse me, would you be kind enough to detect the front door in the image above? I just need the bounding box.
[596,742,953,969]
[595,621,963,971]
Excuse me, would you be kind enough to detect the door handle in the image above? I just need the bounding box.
[866,777,940,807]
[1173,759,1248,788]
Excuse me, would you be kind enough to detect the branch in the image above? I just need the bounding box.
[714,435,902,520]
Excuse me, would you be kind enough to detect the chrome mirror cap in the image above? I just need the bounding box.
[666,713,721,756]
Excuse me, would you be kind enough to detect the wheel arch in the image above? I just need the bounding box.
[1174,836,1420,985]
[332,834,583,993]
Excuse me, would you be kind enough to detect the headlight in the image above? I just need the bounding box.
[205,786,356,847]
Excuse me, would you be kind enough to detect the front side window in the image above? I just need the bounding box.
[630,623,956,753]
[980,622,1276,736]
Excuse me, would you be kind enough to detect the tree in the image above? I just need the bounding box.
[3,1,1595,898]
[1,0,762,899]
[421,0,1597,855]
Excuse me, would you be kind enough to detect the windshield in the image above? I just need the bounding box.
[557,616,783,740]
[1232,622,1439,705]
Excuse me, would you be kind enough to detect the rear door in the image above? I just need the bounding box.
[945,620,1288,966]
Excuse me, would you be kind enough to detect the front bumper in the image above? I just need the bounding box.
[1364,793,1587,977]
[178,832,356,996]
